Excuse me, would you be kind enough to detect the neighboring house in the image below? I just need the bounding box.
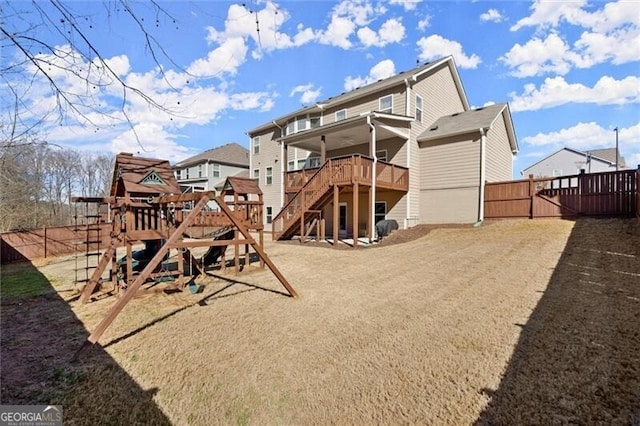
[522,147,626,178]
[247,56,519,242]
[173,143,250,193]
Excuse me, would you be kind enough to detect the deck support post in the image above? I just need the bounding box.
[333,185,339,246]
[353,182,359,249]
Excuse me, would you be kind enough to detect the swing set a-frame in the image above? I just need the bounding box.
[74,153,297,351]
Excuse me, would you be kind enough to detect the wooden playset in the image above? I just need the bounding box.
[72,153,297,348]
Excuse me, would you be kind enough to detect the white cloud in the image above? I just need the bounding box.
[344,59,396,91]
[316,0,389,49]
[416,35,481,69]
[507,0,640,74]
[317,15,357,49]
[110,123,195,162]
[480,9,503,23]
[417,16,431,31]
[290,83,322,104]
[521,123,640,161]
[357,18,406,47]
[509,75,640,112]
[500,33,580,77]
[389,0,421,11]
[187,37,248,77]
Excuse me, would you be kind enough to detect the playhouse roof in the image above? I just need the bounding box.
[111,153,182,197]
[221,176,262,196]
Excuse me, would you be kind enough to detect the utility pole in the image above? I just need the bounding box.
[614,127,619,171]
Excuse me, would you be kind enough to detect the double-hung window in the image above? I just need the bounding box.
[253,169,259,183]
[266,167,273,185]
[415,95,423,123]
[212,163,220,178]
[379,95,392,113]
[252,136,260,155]
[335,109,346,121]
[266,207,273,224]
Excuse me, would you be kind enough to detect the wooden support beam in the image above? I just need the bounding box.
[213,195,298,298]
[304,218,318,241]
[333,185,339,246]
[83,194,212,346]
[353,182,359,250]
[79,234,124,304]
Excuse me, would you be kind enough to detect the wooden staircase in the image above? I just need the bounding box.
[272,155,409,241]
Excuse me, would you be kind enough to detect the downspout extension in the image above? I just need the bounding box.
[367,115,377,243]
[475,128,487,227]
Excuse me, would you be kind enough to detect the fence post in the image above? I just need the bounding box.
[578,169,585,215]
[528,174,535,219]
[44,226,47,258]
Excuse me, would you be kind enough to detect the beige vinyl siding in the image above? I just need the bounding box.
[408,63,467,226]
[249,127,281,231]
[485,114,514,182]
[323,87,407,126]
[419,135,480,224]
[326,137,405,165]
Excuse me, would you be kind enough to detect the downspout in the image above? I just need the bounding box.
[404,78,411,228]
[475,128,487,227]
[367,115,377,243]
[273,120,285,207]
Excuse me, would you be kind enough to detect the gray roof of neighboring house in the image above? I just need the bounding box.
[247,56,470,134]
[175,143,249,168]
[586,148,626,168]
[417,103,518,152]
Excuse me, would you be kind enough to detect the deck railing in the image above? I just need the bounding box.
[274,155,408,240]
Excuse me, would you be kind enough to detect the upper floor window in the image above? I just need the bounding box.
[252,136,260,155]
[415,95,423,123]
[310,116,321,128]
[185,168,190,179]
[306,157,321,169]
[253,168,259,183]
[265,167,273,185]
[288,160,295,172]
[175,169,181,180]
[283,114,322,136]
[335,109,346,121]
[212,163,220,178]
[379,95,392,113]
[198,164,203,178]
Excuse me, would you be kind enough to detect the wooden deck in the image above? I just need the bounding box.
[274,155,408,241]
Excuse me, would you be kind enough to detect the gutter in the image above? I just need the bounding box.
[475,128,487,227]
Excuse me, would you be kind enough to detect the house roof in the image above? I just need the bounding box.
[175,143,249,168]
[586,148,626,168]
[111,153,182,197]
[521,147,624,174]
[417,103,518,153]
[247,56,470,135]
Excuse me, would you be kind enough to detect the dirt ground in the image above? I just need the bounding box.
[1,218,639,425]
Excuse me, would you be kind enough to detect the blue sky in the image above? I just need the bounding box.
[2,0,639,177]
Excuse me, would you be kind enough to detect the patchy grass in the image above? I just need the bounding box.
[0,262,56,300]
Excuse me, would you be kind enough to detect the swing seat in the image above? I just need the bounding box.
[187,281,203,294]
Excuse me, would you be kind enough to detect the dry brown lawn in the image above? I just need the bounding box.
[1,218,639,425]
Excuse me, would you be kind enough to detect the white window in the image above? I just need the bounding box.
[252,136,260,155]
[376,149,388,162]
[175,169,181,180]
[297,117,307,131]
[198,164,203,178]
[266,207,273,224]
[297,159,306,170]
[415,95,423,123]
[335,109,346,121]
[212,163,220,178]
[379,95,392,113]
[552,169,563,177]
[266,167,273,185]
[310,116,321,128]
[185,168,190,179]
[285,122,295,136]
[288,160,295,171]
[253,169,259,183]
[306,157,321,168]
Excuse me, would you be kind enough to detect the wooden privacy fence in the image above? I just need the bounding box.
[0,223,112,264]
[485,169,639,219]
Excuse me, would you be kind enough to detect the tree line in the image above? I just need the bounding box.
[0,143,114,232]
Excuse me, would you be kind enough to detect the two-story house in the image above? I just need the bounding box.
[522,147,626,177]
[247,56,519,246]
[174,143,250,194]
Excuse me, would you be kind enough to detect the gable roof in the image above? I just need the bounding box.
[111,153,181,197]
[247,56,470,135]
[521,147,624,174]
[417,103,518,153]
[175,143,249,168]
[220,176,262,196]
[586,148,625,168]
